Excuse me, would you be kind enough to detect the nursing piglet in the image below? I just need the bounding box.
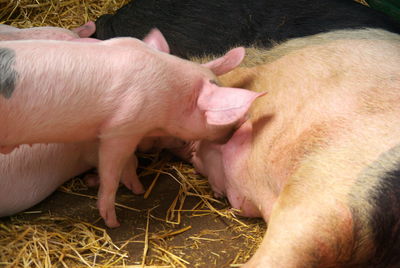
[180,28,400,267]
[0,30,262,227]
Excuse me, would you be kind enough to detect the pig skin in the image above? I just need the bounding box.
[183,28,400,267]
[0,24,101,218]
[0,142,98,217]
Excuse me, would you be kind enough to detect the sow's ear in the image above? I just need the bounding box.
[202,47,245,76]
[143,28,170,53]
[197,80,266,126]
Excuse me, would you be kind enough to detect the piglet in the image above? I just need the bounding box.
[0,29,263,227]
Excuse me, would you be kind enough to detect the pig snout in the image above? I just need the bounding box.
[188,121,262,218]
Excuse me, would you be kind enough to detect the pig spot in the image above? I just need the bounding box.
[350,145,400,267]
[364,169,400,266]
[0,47,18,99]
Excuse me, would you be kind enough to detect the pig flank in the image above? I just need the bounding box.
[185,28,400,267]
[0,24,97,218]
[0,48,18,99]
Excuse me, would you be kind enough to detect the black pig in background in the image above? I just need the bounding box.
[93,0,400,58]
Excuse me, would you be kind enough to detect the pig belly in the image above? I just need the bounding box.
[0,143,95,217]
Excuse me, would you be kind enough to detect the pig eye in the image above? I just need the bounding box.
[210,80,220,86]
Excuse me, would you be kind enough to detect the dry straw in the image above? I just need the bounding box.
[1,154,265,267]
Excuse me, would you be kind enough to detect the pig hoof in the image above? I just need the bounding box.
[124,179,145,195]
[106,218,120,228]
[83,173,100,187]
[97,199,120,228]
[99,207,120,228]
[131,181,145,195]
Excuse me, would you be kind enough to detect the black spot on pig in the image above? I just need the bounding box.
[350,145,400,267]
[366,167,400,267]
[0,48,18,99]
[93,0,400,58]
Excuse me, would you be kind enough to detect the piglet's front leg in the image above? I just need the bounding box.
[97,136,143,228]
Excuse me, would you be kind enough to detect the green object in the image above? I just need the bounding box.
[366,0,400,23]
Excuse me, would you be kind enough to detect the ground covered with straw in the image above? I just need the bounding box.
[1,152,265,267]
[0,2,265,267]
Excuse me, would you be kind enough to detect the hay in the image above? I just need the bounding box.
[0,0,130,28]
[0,215,128,267]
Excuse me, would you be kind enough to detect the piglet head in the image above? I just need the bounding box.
[169,47,266,143]
[195,47,266,142]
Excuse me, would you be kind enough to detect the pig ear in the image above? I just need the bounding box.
[197,80,265,125]
[143,28,170,53]
[202,47,245,76]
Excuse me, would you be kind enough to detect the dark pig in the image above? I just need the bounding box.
[93,0,400,58]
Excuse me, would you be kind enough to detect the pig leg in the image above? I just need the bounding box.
[243,143,400,267]
[83,154,144,193]
[97,136,142,228]
[244,189,356,267]
[244,153,369,267]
